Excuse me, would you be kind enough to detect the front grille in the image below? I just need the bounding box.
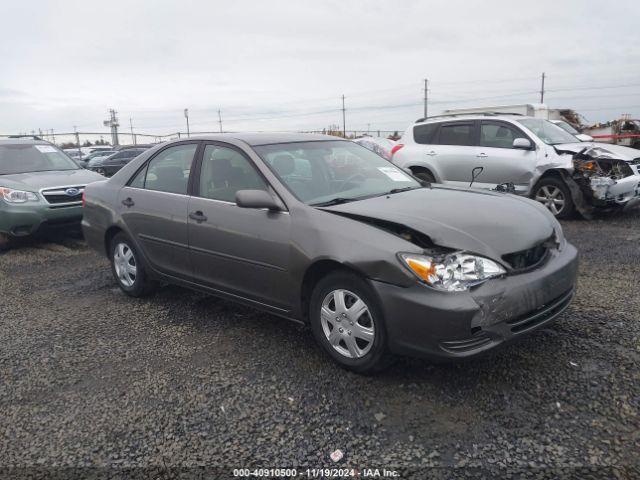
[502,243,549,271]
[440,333,494,354]
[41,186,84,205]
[507,288,574,333]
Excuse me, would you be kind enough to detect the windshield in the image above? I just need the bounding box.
[553,120,580,135]
[254,140,420,205]
[0,144,80,175]
[517,118,578,145]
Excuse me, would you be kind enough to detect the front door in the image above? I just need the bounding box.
[187,142,292,310]
[118,142,199,279]
[475,120,539,193]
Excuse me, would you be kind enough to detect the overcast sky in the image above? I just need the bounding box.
[1,0,639,142]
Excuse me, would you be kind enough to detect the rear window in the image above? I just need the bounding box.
[0,144,79,175]
[413,123,439,144]
[436,123,475,146]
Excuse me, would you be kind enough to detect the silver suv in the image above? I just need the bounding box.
[391,113,640,218]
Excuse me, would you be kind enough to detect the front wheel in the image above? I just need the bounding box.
[110,233,155,297]
[309,271,388,373]
[533,177,575,219]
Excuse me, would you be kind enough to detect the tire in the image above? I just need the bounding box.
[309,271,389,373]
[0,233,12,252]
[109,232,155,297]
[533,177,575,219]
[412,168,436,183]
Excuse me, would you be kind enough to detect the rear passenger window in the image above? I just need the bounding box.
[413,123,439,144]
[480,123,523,149]
[129,165,147,189]
[144,144,197,195]
[436,123,475,146]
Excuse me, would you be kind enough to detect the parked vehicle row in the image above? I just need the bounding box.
[390,113,640,218]
[85,147,148,176]
[82,133,578,372]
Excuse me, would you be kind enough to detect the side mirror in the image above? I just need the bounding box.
[576,133,594,142]
[235,189,281,211]
[513,138,533,150]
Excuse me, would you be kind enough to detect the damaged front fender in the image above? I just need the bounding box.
[547,146,640,217]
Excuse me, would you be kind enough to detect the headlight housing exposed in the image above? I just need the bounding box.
[0,187,39,203]
[399,252,506,292]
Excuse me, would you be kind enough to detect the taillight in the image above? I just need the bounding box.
[82,191,85,207]
[390,144,404,156]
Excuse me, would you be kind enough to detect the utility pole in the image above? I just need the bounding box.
[540,72,546,103]
[51,129,55,144]
[103,109,119,146]
[367,123,371,135]
[184,108,190,137]
[73,126,81,153]
[129,117,136,145]
[218,109,223,133]
[423,78,429,118]
[341,95,346,138]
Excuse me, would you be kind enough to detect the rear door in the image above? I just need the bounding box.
[117,142,199,279]
[187,142,292,310]
[431,121,481,186]
[476,120,539,193]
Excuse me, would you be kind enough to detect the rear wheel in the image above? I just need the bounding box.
[533,177,575,219]
[309,271,388,373]
[110,233,155,296]
[0,233,12,252]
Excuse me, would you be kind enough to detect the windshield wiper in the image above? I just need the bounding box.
[385,186,420,195]
[310,197,355,207]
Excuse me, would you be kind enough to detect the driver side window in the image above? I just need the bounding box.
[198,144,267,203]
[480,122,523,149]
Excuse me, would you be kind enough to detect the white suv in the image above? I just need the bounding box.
[391,114,640,218]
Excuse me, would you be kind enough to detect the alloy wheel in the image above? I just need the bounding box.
[320,289,375,359]
[535,185,566,216]
[113,242,137,287]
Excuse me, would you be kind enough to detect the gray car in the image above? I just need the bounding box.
[82,133,579,372]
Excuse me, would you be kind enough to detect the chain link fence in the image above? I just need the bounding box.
[1,129,400,149]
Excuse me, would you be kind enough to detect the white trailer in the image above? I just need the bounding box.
[442,103,551,119]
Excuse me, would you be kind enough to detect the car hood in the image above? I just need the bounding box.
[320,186,557,261]
[555,142,640,161]
[0,169,105,191]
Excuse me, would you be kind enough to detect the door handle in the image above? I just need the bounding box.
[476,153,488,158]
[189,211,207,223]
[121,197,135,207]
[426,150,437,156]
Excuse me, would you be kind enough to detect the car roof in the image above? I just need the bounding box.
[187,132,344,146]
[414,113,528,124]
[0,137,52,146]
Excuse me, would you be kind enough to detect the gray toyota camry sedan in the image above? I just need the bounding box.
[82,133,578,372]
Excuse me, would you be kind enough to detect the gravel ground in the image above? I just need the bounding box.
[0,209,639,479]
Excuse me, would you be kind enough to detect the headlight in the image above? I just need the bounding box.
[399,252,506,292]
[0,187,39,203]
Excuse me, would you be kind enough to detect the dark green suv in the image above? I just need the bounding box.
[0,138,105,249]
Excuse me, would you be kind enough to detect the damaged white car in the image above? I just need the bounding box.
[391,114,640,218]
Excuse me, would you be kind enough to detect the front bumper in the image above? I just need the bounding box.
[372,243,579,360]
[591,173,640,205]
[0,202,83,237]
